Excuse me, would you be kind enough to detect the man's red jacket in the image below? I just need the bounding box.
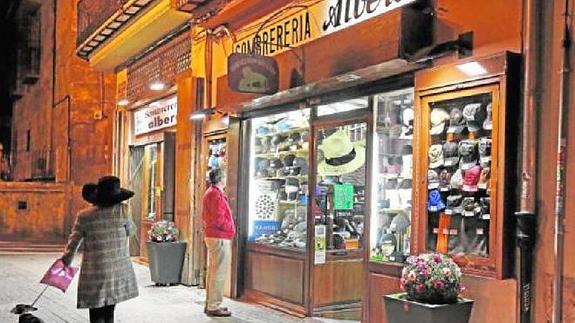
[202,185,235,240]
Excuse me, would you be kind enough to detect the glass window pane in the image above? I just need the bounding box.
[317,97,369,117]
[315,122,367,252]
[247,109,311,251]
[426,93,492,258]
[370,88,414,263]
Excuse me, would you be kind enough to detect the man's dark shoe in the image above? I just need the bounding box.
[205,308,231,317]
[204,307,228,314]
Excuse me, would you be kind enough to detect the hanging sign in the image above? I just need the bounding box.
[134,96,177,135]
[232,0,416,57]
[314,225,327,264]
[228,53,279,94]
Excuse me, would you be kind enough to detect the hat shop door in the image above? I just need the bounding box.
[309,108,370,318]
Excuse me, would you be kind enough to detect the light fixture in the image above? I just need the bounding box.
[456,62,487,76]
[189,108,214,121]
[117,98,129,106]
[149,81,165,91]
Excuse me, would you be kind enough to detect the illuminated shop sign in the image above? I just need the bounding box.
[233,0,415,56]
[134,96,177,135]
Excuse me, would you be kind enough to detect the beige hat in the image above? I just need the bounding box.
[318,129,365,176]
[430,108,450,135]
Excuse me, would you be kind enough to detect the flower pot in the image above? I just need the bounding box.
[384,293,473,323]
[146,241,187,285]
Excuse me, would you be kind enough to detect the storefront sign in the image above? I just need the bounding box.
[314,225,327,264]
[232,0,415,57]
[228,53,279,94]
[134,96,177,135]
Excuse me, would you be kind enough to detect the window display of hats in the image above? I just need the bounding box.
[462,103,487,134]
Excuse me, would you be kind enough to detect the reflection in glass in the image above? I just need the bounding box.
[146,145,158,219]
[370,88,414,263]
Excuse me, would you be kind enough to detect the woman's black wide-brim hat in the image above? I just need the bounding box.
[82,176,134,206]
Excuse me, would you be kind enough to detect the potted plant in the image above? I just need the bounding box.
[384,253,473,323]
[146,220,187,286]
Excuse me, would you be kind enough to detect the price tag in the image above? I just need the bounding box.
[445,209,453,215]
[464,211,475,217]
[440,187,450,192]
[482,214,491,220]
[476,228,485,235]
[442,229,450,235]
[478,183,488,190]
[449,229,458,235]
[433,228,439,234]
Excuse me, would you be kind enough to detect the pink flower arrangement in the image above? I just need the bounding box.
[400,253,464,304]
[148,220,180,242]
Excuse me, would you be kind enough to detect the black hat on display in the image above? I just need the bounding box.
[430,108,450,135]
[462,197,480,217]
[478,137,492,167]
[458,140,478,170]
[439,169,452,190]
[443,141,460,167]
[427,170,440,189]
[462,103,487,133]
[82,176,134,207]
[480,197,491,219]
[447,107,466,134]
[293,157,309,175]
[288,132,302,144]
[285,177,300,200]
[270,158,284,169]
[400,144,413,155]
[445,194,463,215]
[271,134,288,147]
[283,154,296,167]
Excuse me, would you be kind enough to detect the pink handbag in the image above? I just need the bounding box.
[40,259,78,292]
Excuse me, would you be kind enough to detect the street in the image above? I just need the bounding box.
[0,253,350,323]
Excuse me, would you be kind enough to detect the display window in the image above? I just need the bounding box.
[370,88,415,264]
[424,92,493,258]
[247,109,311,250]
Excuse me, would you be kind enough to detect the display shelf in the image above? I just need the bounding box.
[255,126,309,137]
[255,149,310,158]
[255,175,308,181]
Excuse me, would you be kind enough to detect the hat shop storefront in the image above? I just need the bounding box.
[114,30,191,260]
[198,1,522,321]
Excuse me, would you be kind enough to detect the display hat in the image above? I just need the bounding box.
[427,189,446,212]
[390,213,411,233]
[439,169,452,190]
[446,194,463,214]
[270,158,284,169]
[428,144,444,169]
[478,167,490,188]
[82,176,134,207]
[462,165,482,192]
[283,154,296,167]
[443,141,460,167]
[478,137,492,167]
[318,129,365,176]
[483,103,493,130]
[427,169,440,189]
[480,197,491,219]
[450,169,464,189]
[288,132,302,144]
[271,134,288,147]
[459,140,478,170]
[447,107,466,134]
[462,103,487,133]
[430,108,450,135]
[462,197,480,216]
[255,125,273,136]
[293,157,308,175]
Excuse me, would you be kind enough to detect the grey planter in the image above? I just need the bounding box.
[384,293,473,323]
[146,241,187,285]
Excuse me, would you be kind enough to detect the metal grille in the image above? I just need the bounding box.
[127,32,191,101]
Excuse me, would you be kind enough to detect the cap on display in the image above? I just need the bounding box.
[446,194,463,214]
[430,108,450,135]
[428,189,446,212]
[450,169,464,189]
[439,169,452,190]
[429,144,444,168]
[462,165,482,192]
[458,140,478,170]
[462,103,487,133]
[427,170,440,189]
[447,108,466,134]
[443,141,460,167]
[483,103,493,130]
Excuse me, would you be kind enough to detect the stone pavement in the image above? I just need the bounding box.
[0,253,358,323]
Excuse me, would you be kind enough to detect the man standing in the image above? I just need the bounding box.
[202,168,235,317]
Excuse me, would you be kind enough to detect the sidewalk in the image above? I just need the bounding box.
[0,253,353,323]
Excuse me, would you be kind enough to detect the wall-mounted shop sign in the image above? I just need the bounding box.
[228,53,279,94]
[232,0,416,57]
[134,96,177,135]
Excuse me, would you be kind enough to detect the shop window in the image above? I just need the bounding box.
[370,88,414,264]
[146,145,158,219]
[247,109,311,250]
[22,4,41,84]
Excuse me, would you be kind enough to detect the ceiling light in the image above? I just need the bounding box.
[117,99,129,106]
[456,62,487,76]
[190,108,214,121]
[149,81,165,91]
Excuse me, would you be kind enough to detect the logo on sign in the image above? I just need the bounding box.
[322,0,417,32]
[228,53,279,94]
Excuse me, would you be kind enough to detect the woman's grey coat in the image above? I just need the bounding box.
[62,203,139,308]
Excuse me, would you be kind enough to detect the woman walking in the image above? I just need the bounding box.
[61,176,139,323]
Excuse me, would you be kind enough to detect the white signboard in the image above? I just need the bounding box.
[314,225,327,264]
[134,96,177,135]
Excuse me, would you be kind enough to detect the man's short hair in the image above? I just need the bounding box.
[209,168,225,184]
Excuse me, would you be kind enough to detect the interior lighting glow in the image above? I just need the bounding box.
[456,62,487,76]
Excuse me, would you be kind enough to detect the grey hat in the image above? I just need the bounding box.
[427,169,440,189]
[447,108,466,134]
[463,103,487,133]
[429,144,444,169]
[446,194,463,215]
[443,141,460,167]
[458,140,478,170]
